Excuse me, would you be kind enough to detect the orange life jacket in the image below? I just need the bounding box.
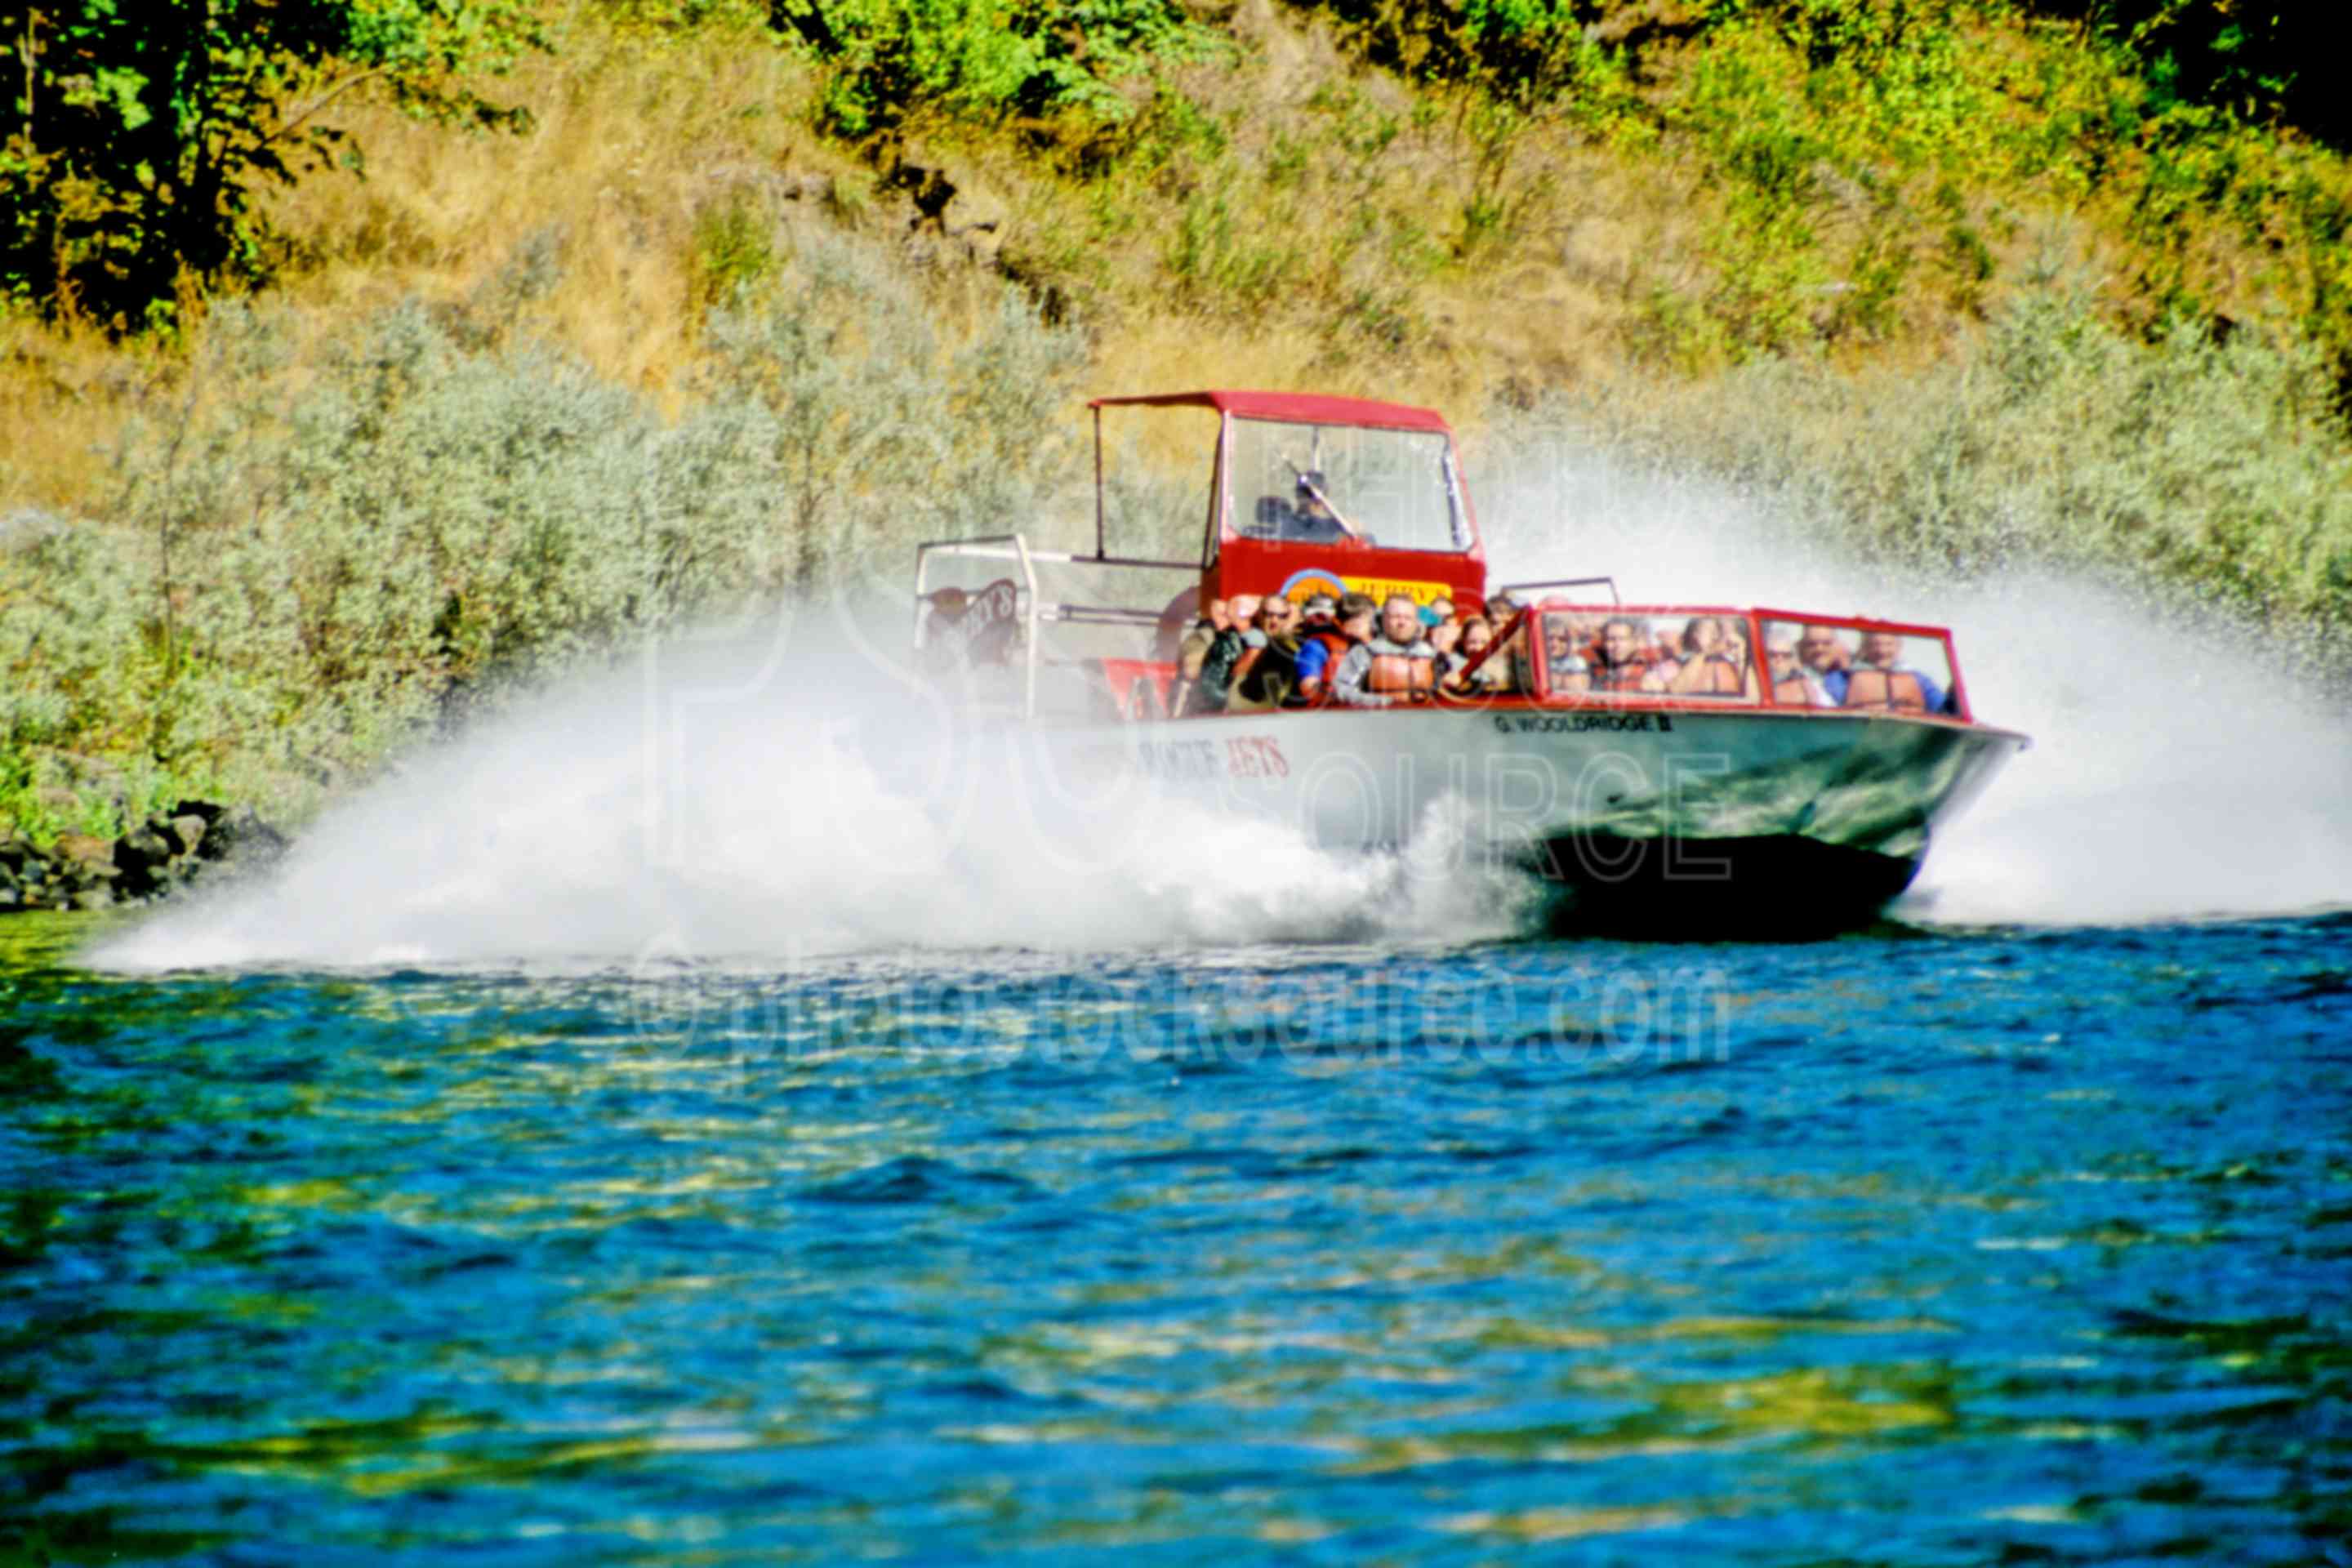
[1368,653,1436,696]
[1694,655,1742,695]
[1293,629,1352,706]
[1843,668,1927,712]
[1773,675,1815,706]
[1592,659,1650,693]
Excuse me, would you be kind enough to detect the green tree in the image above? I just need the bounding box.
[1,0,542,331]
[769,0,1211,137]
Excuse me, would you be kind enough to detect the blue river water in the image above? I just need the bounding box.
[3,909,2349,1565]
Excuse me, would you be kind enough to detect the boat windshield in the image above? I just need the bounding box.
[1228,418,1469,552]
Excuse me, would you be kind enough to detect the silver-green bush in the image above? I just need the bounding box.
[1494,289,2352,666]
[0,225,1090,842]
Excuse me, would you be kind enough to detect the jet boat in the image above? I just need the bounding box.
[911,391,2027,932]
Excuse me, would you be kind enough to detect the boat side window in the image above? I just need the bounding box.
[1845,628,1950,713]
[1533,611,1753,701]
[1762,619,1959,713]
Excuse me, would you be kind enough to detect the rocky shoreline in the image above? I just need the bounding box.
[0,802,287,913]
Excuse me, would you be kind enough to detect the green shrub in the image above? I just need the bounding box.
[770,0,1218,136]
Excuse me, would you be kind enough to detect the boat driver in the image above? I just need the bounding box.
[1281,470,1352,542]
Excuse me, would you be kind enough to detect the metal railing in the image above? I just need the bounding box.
[912,532,1196,717]
[1492,575,1620,605]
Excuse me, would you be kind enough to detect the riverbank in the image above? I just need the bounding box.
[0,802,285,915]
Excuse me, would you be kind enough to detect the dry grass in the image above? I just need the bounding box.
[264,17,853,403]
[3,1,2348,520]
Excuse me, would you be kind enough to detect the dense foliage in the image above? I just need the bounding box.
[0,0,539,329]
[2020,0,2345,147]
[768,0,1217,136]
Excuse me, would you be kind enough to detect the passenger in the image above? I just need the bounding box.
[1764,627,1835,706]
[1544,617,1592,693]
[1169,597,1229,716]
[1720,618,1755,688]
[1852,630,1949,713]
[1334,595,1437,707]
[1325,596,1388,708]
[1423,596,1458,635]
[1230,595,1303,711]
[1591,617,1664,693]
[1428,619,1477,697]
[1441,616,1499,694]
[1194,595,1260,714]
[1561,612,1603,664]
[1430,618,1463,663]
[1797,624,1854,704]
[1668,615,1744,697]
[1294,592,1356,702]
[920,586,969,674]
[1372,594,1439,699]
[1483,595,1529,693]
[1291,593,1352,704]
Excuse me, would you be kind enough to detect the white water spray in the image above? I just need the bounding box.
[94,621,1536,971]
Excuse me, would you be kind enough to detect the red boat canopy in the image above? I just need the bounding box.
[1088,390,1454,434]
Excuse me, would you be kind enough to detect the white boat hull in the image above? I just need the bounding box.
[1029,706,2026,929]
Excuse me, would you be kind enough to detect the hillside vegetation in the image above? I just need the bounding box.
[4,0,2350,845]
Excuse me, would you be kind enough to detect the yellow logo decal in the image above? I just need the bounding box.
[1276,568,1455,606]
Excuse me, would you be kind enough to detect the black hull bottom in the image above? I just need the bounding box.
[1529,834,1924,940]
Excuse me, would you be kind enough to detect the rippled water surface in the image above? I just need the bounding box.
[5,911,2350,1564]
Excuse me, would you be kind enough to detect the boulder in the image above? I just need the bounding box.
[205,807,289,867]
[167,813,210,858]
[52,833,118,880]
[0,798,292,915]
[113,824,176,898]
